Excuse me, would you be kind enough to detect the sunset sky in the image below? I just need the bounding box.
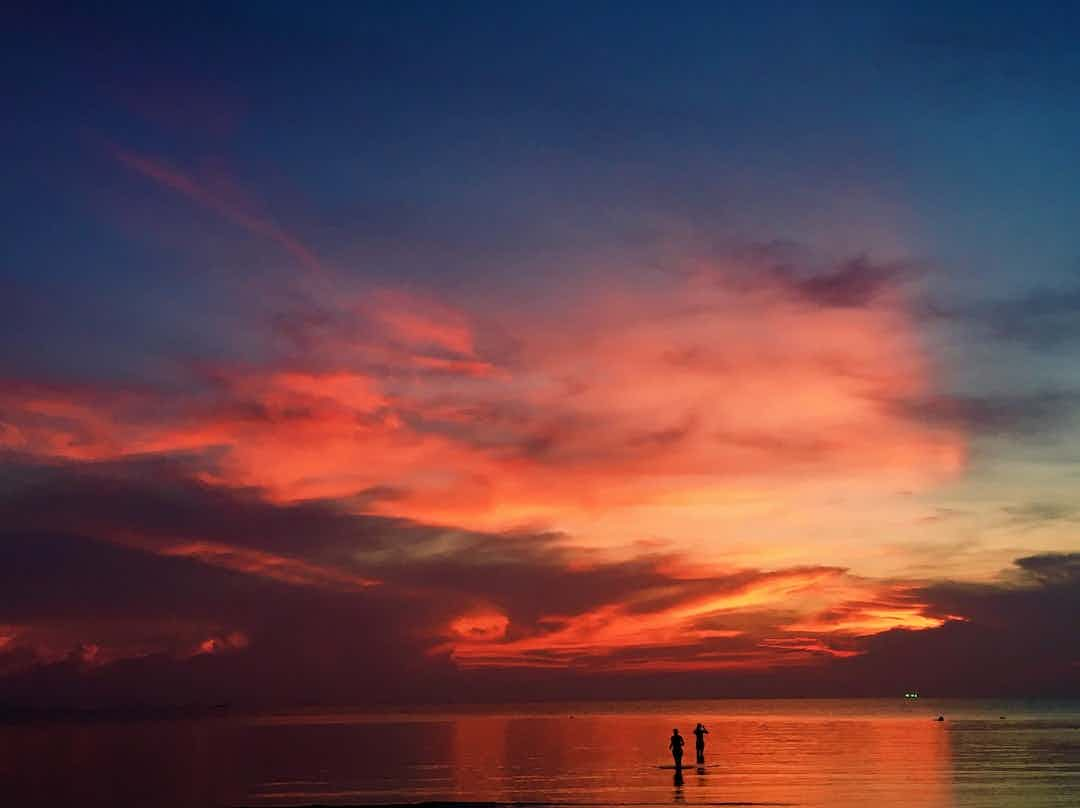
[2,3,1078,705]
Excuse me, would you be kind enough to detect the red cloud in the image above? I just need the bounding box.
[441,565,948,671]
[0,262,967,534]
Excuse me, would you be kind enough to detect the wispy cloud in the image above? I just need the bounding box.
[114,148,327,276]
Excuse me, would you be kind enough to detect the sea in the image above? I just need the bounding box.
[1,699,1077,807]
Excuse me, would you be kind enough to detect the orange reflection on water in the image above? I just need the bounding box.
[448,708,954,807]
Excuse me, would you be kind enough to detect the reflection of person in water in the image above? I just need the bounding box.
[673,767,685,796]
[669,728,685,769]
[693,723,709,764]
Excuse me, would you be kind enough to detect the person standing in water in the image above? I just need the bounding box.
[693,723,709,764]
[669,728,685,769]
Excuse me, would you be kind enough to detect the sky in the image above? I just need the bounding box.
[1,2,1078,706]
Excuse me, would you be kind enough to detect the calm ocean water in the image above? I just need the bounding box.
[1,699,1077,807]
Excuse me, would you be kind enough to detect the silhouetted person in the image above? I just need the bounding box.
[693,722,708,763]
[669,728,685,770]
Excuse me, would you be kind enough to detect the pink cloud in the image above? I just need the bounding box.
[0,257,966,540]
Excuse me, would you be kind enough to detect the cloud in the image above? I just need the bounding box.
[1013,551,1080,586]
[0,491,454,705]
[5,147,1055,700]
[770,256,915,309]
[0,240,989,703]
[2,454,1077,702]
[929,280,1080,350]
[113,148,326,276]
[888,390,1080,438]
[988,286,1080,348]
[0,459,941,680]
[0,252,966,539]
[441,565,944,671]
[833,553,1080,696]
[1000,501,1080,529]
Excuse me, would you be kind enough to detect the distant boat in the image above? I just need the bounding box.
[903,692,919,699]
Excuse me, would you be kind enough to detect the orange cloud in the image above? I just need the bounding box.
[196,631,250,656]
[442,566,948,671]
[449,611,510,642]
[0,266,966,538]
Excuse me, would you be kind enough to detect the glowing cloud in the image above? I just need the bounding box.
[0,263,966,554]
[442,566,949,671]
[0,149,976,680]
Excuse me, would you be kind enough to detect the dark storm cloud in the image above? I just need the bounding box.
[0,467,467,706]
[0,455,664,619]
[831,553,1080,697]
[1014,551,1080,586]
[3,456,1078,705]
[0,453,419,559]
[0,531,258,621]
[0,568,458,708]
[0,458,794,696]
[0,456,704,703]
[0,456,682,697]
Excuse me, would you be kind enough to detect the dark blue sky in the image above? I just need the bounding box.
[6,3,1079,400]
[8,4,1080,293]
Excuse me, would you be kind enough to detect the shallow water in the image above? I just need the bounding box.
[1,699,1078,806]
